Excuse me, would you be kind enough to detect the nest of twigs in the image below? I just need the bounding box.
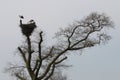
[20,21,37,37]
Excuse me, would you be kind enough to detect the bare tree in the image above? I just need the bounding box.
[6,12,114,80]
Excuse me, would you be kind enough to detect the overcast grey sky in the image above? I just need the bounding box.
[0,0,120,80]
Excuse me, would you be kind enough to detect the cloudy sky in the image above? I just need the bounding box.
[0,0,120,80]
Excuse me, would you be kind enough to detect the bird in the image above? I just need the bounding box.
[19,15,24,19]
[29,19,34,23]
[27,19,35,24]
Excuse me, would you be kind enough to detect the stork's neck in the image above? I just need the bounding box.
[20,19,22,25]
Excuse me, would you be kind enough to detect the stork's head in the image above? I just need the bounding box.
[19,15,24,19]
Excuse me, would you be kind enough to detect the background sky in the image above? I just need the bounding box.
[0,0,120,80]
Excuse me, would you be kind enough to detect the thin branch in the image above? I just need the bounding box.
[15,73,26,80]
[68,45,86,50]
[8,66,26,70]
[44,64,55,80]
[38,31,43,60]
[55,57,67,64]
[33,60,39,72]
[42,46,54,60]
[18,47,27,64]
[34,31,43,79]
[34,62,42,80]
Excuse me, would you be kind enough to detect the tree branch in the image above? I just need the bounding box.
[44,64,55,80]
[33,60,39,72]
[42,46,54,60]
[38,31,43,60]
[34,31,43,79]
[15,73,26,80]
[55,57,67,64]
[18,47,27,65]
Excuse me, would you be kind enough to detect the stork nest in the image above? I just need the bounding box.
[20,22,37,37]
